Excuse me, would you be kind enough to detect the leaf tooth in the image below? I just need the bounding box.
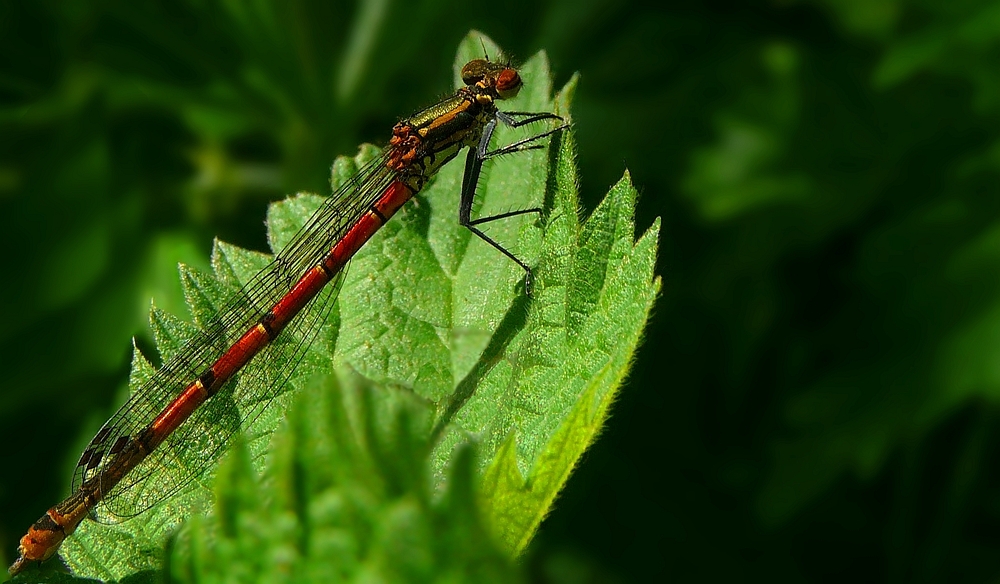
[149,303,199,362]
[179,263,226,330]
[630,216,662,290]
[554,73,579,120]
[266,191,325,254]
[596,218,661,342]
[127,337,157,392]
[211,239,270,288]
[568,172,640,329]
[606,171,641,266]
[210,238,238,287]
[330,151,360,190]
[329,143,382,192]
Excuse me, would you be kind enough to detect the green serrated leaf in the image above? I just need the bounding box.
[448,135,661,555]
[54,31,658,582]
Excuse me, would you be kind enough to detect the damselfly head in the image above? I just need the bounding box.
[460,59,522,100]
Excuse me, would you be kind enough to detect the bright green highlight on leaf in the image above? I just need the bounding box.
[48,31,659,583]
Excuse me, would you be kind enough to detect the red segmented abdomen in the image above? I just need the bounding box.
[12,180,418,574]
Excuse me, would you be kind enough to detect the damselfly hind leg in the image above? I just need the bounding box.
[459,112,570,296]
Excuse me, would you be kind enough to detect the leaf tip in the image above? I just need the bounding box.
[554,72,580,119]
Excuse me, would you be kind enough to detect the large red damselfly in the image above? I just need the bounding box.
[10,55,566,577]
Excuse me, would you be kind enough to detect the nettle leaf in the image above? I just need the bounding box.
[48,31,658,582]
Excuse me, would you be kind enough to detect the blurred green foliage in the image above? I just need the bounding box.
[6,0,1000,582]
[165,378,524,584]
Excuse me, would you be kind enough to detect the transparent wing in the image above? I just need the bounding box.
[95,272,341,520]
[71,149,397,519]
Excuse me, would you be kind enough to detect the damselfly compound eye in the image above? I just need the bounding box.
[496,68,522,99]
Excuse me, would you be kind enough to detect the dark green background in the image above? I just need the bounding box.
[4,0,1000,581]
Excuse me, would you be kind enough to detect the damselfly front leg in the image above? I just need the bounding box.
[459,111,570,295]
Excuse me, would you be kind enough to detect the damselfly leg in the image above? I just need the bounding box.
[460,111,570,295]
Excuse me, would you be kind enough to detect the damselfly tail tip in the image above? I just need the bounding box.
[8,513,69,578]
